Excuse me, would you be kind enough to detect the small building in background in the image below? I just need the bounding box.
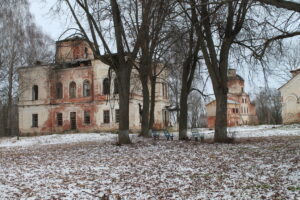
[206,69,258,128]
[279,68,300,124]
[18,36,170,136]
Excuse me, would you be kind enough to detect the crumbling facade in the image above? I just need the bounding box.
[279,68,300,124]
[18,37,170,136]
[206,69,258,128]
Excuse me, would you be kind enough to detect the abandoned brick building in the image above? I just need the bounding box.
[206,69,258,128]
[18,37,170,135]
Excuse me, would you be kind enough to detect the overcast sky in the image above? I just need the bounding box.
[29,1,297,94]
[29,1,68,40]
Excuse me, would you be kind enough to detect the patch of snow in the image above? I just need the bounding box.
[0,133,118,148]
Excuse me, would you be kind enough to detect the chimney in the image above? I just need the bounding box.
[228,68,236,77]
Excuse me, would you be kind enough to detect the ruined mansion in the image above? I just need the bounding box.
[18,37,170,136]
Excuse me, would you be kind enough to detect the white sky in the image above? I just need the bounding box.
[29,1,69,40]
[29,1,296,94]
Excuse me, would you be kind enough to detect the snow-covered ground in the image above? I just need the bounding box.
[0,125,300,199]
[1,124,300,148]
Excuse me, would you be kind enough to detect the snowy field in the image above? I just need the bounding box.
[0,125,300,199]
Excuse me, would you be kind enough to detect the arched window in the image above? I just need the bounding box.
[103,78,110,95]
[84,47,88,58]
[83,80,90,97]
[32,85,38,100]
[56,82,63,99]
[114,78,119,94]
[69,82,76,98]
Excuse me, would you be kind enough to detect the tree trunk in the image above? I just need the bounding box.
[6,61,14,136]
[178,65,189,140]
[149,75,156,130]
[117,63,132,144]
[214,87,229,142]
[139,73,151,137]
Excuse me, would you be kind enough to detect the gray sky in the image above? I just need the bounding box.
[29,1,297,93]
[29,1,68,40]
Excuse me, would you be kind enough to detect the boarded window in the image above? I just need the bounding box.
[32,85,38,100]
[104,110,110,124]
[69,82,76,98]
[56,82,63,99]
[57,113,63,126]
[84,111,90,124]
[115,109,119,123]
[83,80,90,97]
[103,78,110,95]
[114,78,119,94]
[32,114,38,127]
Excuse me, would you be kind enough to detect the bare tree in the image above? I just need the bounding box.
[61,0,171,143]
[0,0,53,136]
[254,88,282,124]
[178,0,299,143]
[255,0,300,12]
[125,0,174,137]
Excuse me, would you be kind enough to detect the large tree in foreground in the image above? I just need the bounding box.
[126,0,174,137]
[63,0,162,143]
[180,0,299,143]
[186,0,250,142]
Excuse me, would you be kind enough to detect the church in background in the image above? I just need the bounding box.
[206,69,258,128]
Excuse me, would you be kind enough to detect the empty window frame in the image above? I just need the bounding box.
[115,109,120,123]
[84,47,88,58]
[114,78,119,94]
[103,110,110,124]
[32,85,38,100]
[57,113,63,126]
[162,83,165,97]
[32,114,38,127]
[232,108,239,114]
[84,111,91,124]
[162,82,168,98]
[56,82,63,99]
[83,80,90,97]
[69,81,76,98]
[103,78,110,95]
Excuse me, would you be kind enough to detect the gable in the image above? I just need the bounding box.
[279,73,300,92]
